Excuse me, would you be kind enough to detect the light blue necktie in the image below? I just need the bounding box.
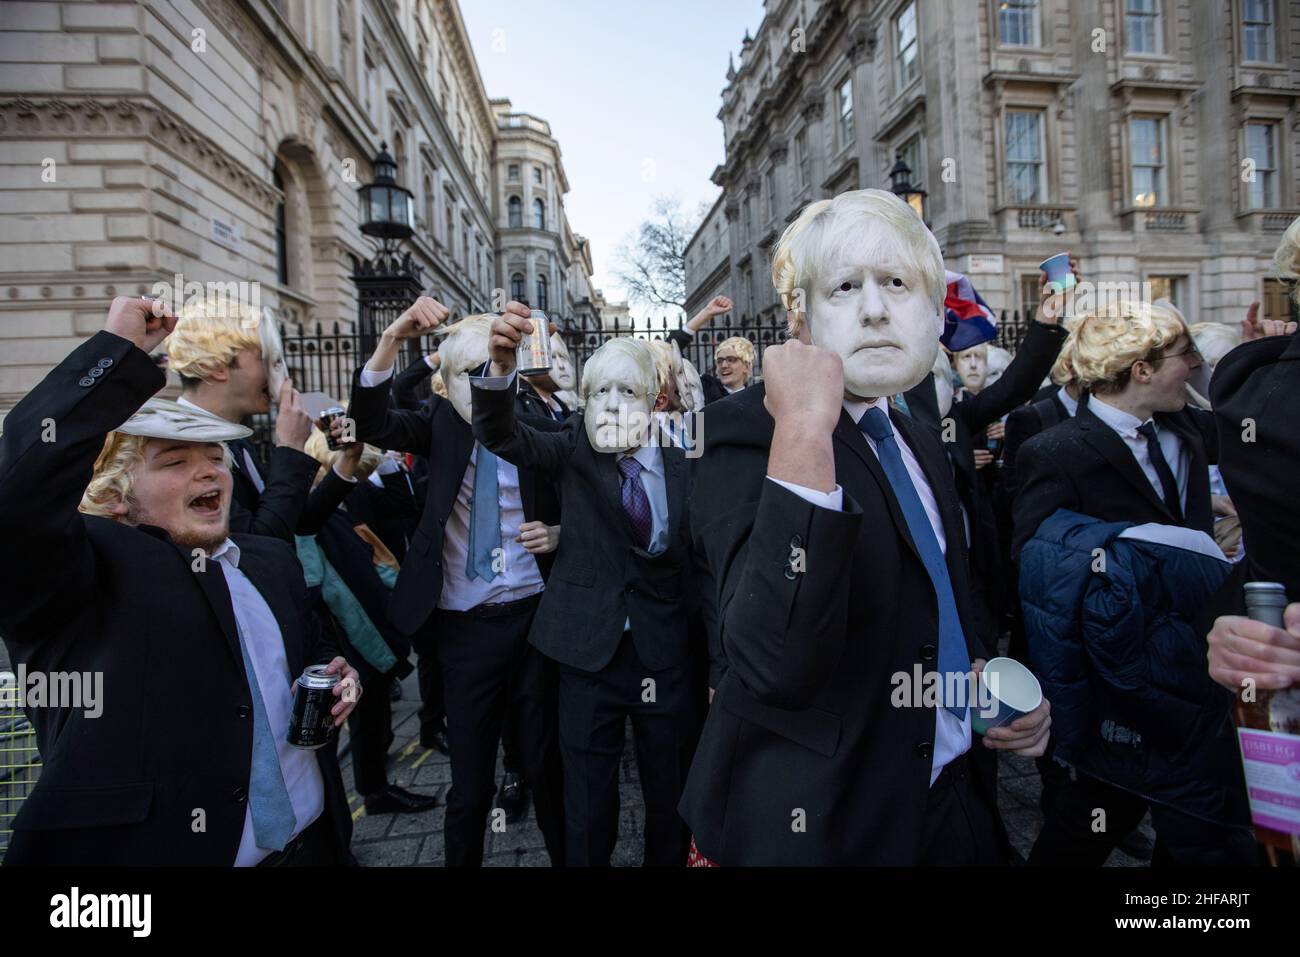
[467,443,501,582]
[859,407,970,719]
[233,619,297,851]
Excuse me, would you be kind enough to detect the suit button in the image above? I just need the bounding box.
[232,786,248,803]
[920,644,937,662]
[78,376,95,387]
[97,358,114,368]
[915,741,932,759]
[88,366,104,378]
[237,705,251,718]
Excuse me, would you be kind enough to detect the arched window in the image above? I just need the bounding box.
[510,272,526,301]
[508,195,522,228]
[536,274,548,311]
[533,197,545,230]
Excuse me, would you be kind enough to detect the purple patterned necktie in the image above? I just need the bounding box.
[617,455,653,549]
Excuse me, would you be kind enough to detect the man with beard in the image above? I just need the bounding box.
[0,297,360,866]
[679,190,1051,865]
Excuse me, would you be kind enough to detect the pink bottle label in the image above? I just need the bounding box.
[1237,728,1300,836]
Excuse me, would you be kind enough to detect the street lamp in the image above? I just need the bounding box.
[357,142,414,252]
[888,153,928,223]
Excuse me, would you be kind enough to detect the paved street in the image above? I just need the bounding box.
[341,668,1154,867]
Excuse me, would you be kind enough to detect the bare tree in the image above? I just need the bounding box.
[613,197,705,315]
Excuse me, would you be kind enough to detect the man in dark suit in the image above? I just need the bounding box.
[0,297,360,866]
[678,189,1051,865]
[165,297,357,541]
[1013,299,1260,866]
[347,300,565,867]
[475,309,700,867]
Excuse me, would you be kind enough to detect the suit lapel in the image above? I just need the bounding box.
[663,445,686,542]
[1077,403,1175,520]
[893,412,971,576]
[436,403,476,520]
[832,408,923,566]
[186,544,248,675]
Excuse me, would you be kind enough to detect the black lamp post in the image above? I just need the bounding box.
[352,142,422,357]
[888,153,928,223]
[357,142,415,253]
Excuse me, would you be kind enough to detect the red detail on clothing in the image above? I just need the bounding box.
[686,836,719,868]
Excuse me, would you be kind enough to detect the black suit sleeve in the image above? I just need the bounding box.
[392,358,434,412]
[1011,433,1080,558]
[225,441,319,542]
[347,366,434,457]
[0,331,162,642]
[1001,403,1041,500]
[690,404,864,709]
[296,466,363,535]
[666,329,693,353]
[955,322,1066,432]
[470,374,574,477]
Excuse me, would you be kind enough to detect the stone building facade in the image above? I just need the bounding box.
[0,0,599,414]
[686,0,1299,334]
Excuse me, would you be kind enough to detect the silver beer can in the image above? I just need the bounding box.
[518,309,552,375]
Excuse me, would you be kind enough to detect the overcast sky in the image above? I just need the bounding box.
[459,0,765,313]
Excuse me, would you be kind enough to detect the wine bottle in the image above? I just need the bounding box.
[1234,581,1300,866]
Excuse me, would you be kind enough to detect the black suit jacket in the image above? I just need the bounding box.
[904,322,1068,633]
[679,385,1002,865]
[0,332,352,866]
[471,377,693,673]
[222,434,355,542]
[347,368,559,636]
[1003,390,1070,499]
[1012,397,1217,557]
[1210,330,1300,597]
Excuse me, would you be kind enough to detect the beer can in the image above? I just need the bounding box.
[1244,581,1288,629]
[517,309,552,375]
[287,664,339,749]
[318,406,346,451]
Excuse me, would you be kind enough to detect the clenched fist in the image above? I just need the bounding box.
[762,339,844,434]
[105,296,176,354]
[386,297,450,342]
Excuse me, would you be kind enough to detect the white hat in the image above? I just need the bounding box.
[116,398,252,442]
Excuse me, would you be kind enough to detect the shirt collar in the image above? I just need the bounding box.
[1088,395,1147,435]
[619,442,663,475]
[209,537,240,568]
[1057,386,1079,417]
[842,395,890,428]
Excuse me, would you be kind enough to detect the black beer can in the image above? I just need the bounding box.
[287,664,339,749]
[319,406,346,451]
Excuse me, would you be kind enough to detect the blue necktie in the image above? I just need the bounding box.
[233,618,297,851]
[467,444,501,581]
[859,407,970,719]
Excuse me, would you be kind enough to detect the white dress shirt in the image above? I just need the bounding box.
[768,397,971,786]
[211,539,325,866]
[1087,396,1188,513]
[362,364,543,610]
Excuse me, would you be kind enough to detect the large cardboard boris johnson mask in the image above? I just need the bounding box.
[773,188,946,400]
[580,338,658,453]
[437,316,495,423]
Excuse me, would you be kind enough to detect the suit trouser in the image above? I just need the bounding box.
[919,753,1007,866]
[411,619,447,740]
[347,663,393,798]
[1027,770,1261,866]
[434,596,564,867]
[557,633,698,867]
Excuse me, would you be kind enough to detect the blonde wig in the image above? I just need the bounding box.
[715,336,756,366]
[166,296,266,384]
[79,431,233,519]
[1061,300,1188,396]
[771,188,945,335]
